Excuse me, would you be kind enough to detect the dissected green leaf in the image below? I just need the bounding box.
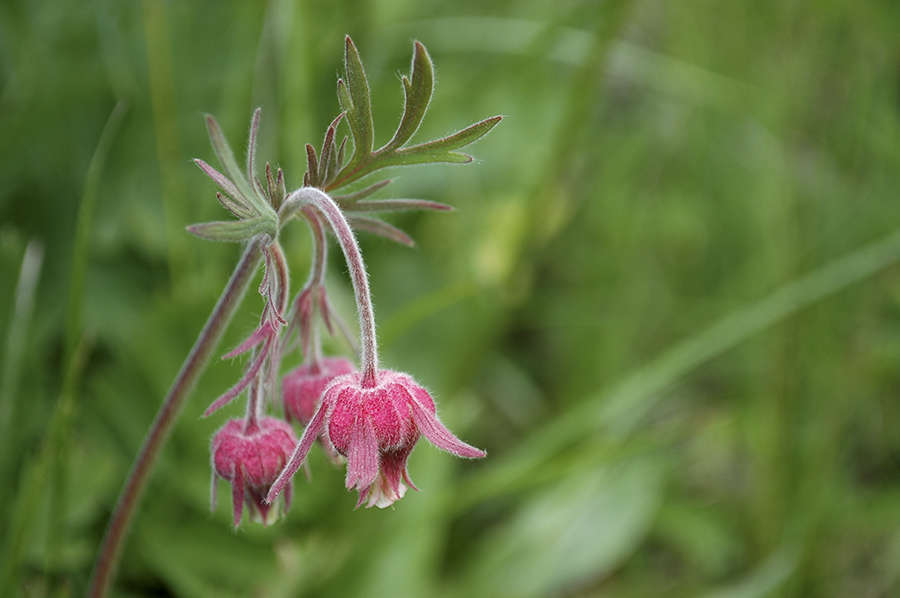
[305,144,320,187]
[246,108,266,199]
[265,164,276,200]
[321,40,501,193]
[399,115,502,156]
[332,179,393,204]
[342,36,374,167]
[329,149,471,190]
[204,114,278,224]
[186,216,276,242]
[336,135,348,167]
[216,192,255,220]
[262,163,285,210]
[346,215,414,246]
[382,40,434,152]
[367,150,475,170]
[194,159,253,215]
[319,113,344,184]
[337,78,352,114]
[328,115,502,190]
[343,199,452,213]
[205,115,268,216]
[274,167,285,202]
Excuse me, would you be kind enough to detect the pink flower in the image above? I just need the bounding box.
[282,357,355,425]
[268,370,485,508]
[211,416,298,527]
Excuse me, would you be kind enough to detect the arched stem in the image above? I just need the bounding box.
[301,206,328,290]
[284,188,379,386]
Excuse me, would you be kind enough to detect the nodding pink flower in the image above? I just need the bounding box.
[282,357,355,425]
[268,369,485,509]
[211,417,298,527]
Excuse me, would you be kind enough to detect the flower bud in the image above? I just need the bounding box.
[211,416,297,527]
[282,357,355,425]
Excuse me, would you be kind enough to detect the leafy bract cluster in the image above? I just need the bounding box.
[190,110,285,242]
[189,36,501,246]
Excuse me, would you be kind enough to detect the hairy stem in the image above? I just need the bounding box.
[302,206,329,290]
[269,241,290,318]
[284,187,379,385]
[264,242,289,413]
[88,239,262,598]
[303,208,328,366]
[244,375,263,433]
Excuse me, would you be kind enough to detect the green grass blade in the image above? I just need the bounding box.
[458,227,900,507]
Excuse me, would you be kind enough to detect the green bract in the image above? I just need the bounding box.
[188,36,500,246]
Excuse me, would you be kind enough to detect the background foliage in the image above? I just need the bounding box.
[3,0,900,596]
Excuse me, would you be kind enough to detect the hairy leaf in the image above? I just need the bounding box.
[382,40,434,152]
[342,36,374,168]
[215,192,255,220]
[247,108,266,199]
[343,199,452,213]
[320,39,501,194]
[346,215,414,246]
[194,159,252,215]
[332,179,393,204]
[205,114,275,220]
[305,144,320,187]
[400,115,503,155]
[186,216,276,243]
[319,113,344,184]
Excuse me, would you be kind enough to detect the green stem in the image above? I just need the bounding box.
[87,239,262,598]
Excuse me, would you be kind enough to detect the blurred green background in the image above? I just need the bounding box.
[3,0,900,596]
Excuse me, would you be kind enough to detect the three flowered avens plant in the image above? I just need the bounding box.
[194,37,496,524]
[89,36,497,598]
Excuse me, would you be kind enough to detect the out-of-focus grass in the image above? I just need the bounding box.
[2,0,900,596]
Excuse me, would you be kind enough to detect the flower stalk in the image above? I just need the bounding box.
[283,187,379,385]
[88,239,262,598]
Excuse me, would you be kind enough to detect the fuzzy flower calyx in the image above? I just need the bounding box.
[269,369,485,508]
[211,417,298,527]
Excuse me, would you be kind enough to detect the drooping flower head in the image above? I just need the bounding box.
[211,417,298,526]
[268,369,485,509]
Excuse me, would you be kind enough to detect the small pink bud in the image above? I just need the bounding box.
[269,369,485,509]
[211,417,298,527]
[282,357,355,425]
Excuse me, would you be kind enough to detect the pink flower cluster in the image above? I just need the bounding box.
[211,353,484,524]
[202,188,486,528]
[192,37,497,524]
